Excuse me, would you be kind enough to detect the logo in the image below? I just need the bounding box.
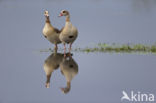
[121,91,155,102]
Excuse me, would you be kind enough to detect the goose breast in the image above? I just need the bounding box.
[60,22,78,44]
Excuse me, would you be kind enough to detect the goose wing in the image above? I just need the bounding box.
[54,28,61,33]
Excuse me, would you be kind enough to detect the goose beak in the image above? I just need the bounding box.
[58,13,63,17]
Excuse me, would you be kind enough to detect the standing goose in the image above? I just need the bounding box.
[58,10,78,56]
[43,11,61,50]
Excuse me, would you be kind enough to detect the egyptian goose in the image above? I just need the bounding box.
[60,56,78,93]
[43,53,63,88]
[58,10,78,56]
[43,11,61,50]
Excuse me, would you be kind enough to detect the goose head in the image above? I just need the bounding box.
[44,10,51,23]
[58,10,69,17]
[60,81,71,94]
[58,10,70,22]
[44,10,49,18]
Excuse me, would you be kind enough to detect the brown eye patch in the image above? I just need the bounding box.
[62,11,66,13]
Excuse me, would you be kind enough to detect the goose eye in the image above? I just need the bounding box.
[62,11,66,13]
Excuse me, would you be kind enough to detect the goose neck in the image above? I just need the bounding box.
[46,74,51,83]
[66,15,70,22]
[45,16,50,23]
[67,81,71,88]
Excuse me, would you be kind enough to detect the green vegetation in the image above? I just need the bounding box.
[39,43,156,54]
[73,43,156,54]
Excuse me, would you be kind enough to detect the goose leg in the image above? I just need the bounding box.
[64,43,66,57]
[69,43,72,56]
[54,44,58,50]
[54,44,58,53]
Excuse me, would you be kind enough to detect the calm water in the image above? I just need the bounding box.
[0,0,156,103]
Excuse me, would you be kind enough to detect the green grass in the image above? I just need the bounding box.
[73,43,156,54]
[39,43,156,54]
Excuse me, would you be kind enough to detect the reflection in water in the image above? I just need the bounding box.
[43,52,78,94]
[60,56,78,94]
[43,53,63,88]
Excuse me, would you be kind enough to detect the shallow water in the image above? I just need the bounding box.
[0,0,156,103]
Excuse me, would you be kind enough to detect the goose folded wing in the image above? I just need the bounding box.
[54,28,61,33]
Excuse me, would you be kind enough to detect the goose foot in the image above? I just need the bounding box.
[68,53,72,57]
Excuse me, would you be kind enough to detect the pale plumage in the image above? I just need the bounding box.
[43,11,61,50]
[59,22,78,44]
[58,10,78,57]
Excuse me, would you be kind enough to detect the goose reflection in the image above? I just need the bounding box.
[60,56,78,94]
[43,52,79,93]
[43,52,63,88]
